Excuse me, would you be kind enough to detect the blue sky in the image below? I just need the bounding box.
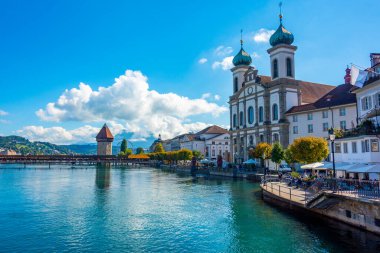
[0,0,379,144]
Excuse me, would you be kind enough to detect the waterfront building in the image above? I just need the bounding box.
[333,54,380,165]
[229,13,335,164]
[96,124,114,156]
[156,125,231,161]
[0,148,18,155]
[286,68,357,144]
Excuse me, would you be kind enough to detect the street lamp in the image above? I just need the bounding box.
[328,128,336,179]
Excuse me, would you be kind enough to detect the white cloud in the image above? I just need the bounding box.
[214,95,221,101]
[16,125,101,145]
[0,110,8,116]
[212,56,234,71]
[201,93,211,99]
[198,58,208,64]
[253,28,275,43]
[36,70,227,141]
[214,46,233,57]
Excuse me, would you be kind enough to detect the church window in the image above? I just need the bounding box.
[234,77,238,93]
[233,114,237,127]
[239,111,244,126]
[273,59,278,79]
[273,133,279,142]
[248,106,254,124]
[286,58,292,77]
[272,104,279,121]
[259,107,264,123]
[249,135,253,146]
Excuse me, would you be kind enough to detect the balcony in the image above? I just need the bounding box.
[336,120,380,139]
[364,72,380,86]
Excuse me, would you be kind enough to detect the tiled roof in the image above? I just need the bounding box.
[195,125,229,135]
[286,83,356,114]
[96,124,114,141]
[258,76,334,104]
[298,81,335,104]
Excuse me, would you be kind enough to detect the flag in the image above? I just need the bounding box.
[351,65,368,88]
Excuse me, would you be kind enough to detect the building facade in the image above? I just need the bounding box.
[156,125,231,161]
[229,14,335,164]
[286,70,358,144]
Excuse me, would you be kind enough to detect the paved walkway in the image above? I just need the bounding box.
[261,182,315,205]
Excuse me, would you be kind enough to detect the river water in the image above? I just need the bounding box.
[0,164,379,252]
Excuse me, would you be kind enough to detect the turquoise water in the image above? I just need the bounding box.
[0,164,379,252]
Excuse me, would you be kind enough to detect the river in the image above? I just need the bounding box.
[0,164,379,252]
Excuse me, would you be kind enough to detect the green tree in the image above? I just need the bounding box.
[120,139,128,153]
[271,142,284,171]
[154,143,165,153]
[251,142,272,168]
[178,149,192,162]
[288,136,329,164]
[284,148,296,169]
[192,150,203,160]
[136,147,144,154]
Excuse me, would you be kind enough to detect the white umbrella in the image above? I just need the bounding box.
[301,162,324,169]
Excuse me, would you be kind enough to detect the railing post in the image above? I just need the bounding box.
[290,188,292,200]
[279,185,281,196]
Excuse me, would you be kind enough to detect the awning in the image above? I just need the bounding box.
[301,162,324,169]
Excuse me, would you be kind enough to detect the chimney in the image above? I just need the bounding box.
[344,66,351,84]
[370,53,380,67]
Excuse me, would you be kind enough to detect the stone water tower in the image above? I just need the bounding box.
[96,124,114,156]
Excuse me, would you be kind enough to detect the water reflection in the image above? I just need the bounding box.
[95,163,111,189]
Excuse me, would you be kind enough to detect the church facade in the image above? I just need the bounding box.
[229,15,336,164]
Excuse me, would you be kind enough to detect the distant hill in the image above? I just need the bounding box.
[0,136,74,155]
[60,144,119,155]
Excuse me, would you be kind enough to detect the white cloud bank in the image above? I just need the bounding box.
[253,28,275,43]
[212,56,234,71]
[34,70,227,142]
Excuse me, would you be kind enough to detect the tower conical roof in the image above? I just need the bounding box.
[96,124,114,141]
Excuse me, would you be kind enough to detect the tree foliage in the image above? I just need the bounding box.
[136,147,144,154]
[288,136,329,164]
[118,148,132,157]
[148,149,193,163]
[120,138,128,153]
[252,142,272,160]
[271,142,284,170]
[284,148,296,166]
[153,143,165,153]
[192,150,203,160]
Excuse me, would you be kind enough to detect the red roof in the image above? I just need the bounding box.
[96,124,114,141]
[286,83,356,114]
[195,125,228,135]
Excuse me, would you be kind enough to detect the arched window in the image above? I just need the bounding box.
[273,133,279,142]
[273,59,278,79]
[272,104,279,121]
[233,114,237,127]
[234,77,238,93]
[248,106,254,124]
[259,106,264,123]
[239,111,244,126]
[286,58,292,77]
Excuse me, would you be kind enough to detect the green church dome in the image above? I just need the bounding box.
[269,16,294,47]
[233,42,252,67]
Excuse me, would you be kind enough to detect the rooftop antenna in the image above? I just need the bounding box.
[279,2,283,23]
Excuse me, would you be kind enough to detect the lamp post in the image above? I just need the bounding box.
[328,128,336,192]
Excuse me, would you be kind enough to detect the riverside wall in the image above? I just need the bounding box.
[262,188,380,235]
